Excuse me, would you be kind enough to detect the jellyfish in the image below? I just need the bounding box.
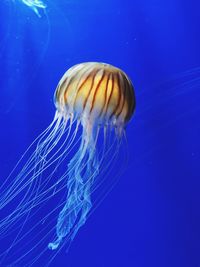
[18,0,46,17]
[0,62,135,265]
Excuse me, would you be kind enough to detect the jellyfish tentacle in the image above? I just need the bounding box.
[48,138,88,250]
[69,145,99,243]
[2,131,114,266]
[1,115,65,202]
[0,114,62,207]
[0,112,58,198]
[48,122,100,250]
[5,120,67,256]
[0,118,79,235]
[0,117,82,241]
[2,128,120,266]
[0,115,66,236]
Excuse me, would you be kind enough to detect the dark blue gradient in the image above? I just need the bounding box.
[0,0,200,266]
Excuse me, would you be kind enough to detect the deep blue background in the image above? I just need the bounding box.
[0,0,200,266]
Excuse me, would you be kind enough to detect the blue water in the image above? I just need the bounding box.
[0,0,200,266]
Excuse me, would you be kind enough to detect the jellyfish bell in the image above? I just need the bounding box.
[55,62,135,132]
[0,62,135,265]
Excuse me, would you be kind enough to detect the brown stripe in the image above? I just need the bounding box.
[116,73,127,120]
[109,73,121,118]
[54,76,67,104]
[89,70,105,113]
[115,72,125,117]
[130,80,136,113]
[63,77,73,105]
[99,72,110,117]
[64,63,92,109]
[54,84,60,104]
[73,65,95,107]
[115,72,124,116]
[76,65,94,93]
[82,69,99,111]
[125,78,135,121]
[105,73,114,115]
[63,65,89,105]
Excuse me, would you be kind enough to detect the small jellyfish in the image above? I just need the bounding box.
[0,62,135,264]
[19,0,46,17]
